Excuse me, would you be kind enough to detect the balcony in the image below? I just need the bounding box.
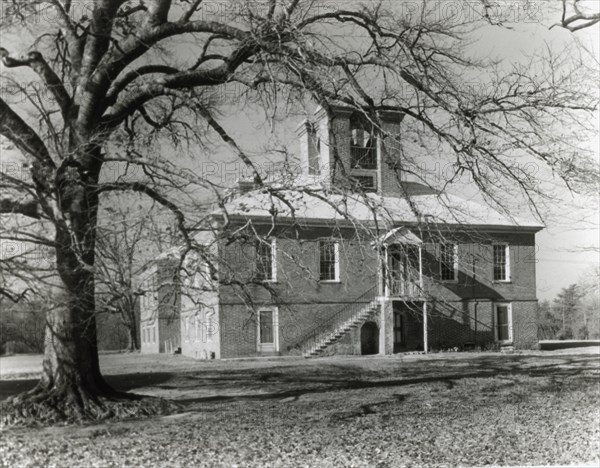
[386,278,423,298]
[380,227,424,300]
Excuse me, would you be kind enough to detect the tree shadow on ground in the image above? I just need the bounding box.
[173,354,599,407]
[0,372,174,402]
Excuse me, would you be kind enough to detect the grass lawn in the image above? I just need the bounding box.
[1,349,599,467]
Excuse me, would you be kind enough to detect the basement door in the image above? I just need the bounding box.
[257,307,279,353]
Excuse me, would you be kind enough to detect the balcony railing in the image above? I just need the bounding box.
[386,278,423,298]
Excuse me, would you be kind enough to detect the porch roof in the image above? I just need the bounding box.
[380,227,422,245]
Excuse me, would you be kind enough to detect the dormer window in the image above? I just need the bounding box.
[307,123,321,175]
[350,116,377,169]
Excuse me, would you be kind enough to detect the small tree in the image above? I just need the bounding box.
[553,284,584,339]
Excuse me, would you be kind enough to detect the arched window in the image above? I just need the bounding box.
[350,115,377,169]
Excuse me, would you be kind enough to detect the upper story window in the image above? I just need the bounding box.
[256,238,276,282]
[350,175,377,193]
[319,240,340,281]
[440,243,458,281]
[307,123,321,176]
[493,244,510,282]
[350,116,377,170]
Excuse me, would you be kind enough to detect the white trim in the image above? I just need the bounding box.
[319,240,340,282]
[439,243,459,282]
[334,241,340,281]
[493,302,513,343]
[493,244,511,282]
[257,238,277,283]
[257,306,279,353]
[270,238,277,282]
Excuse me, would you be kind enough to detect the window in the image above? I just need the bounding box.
[206,318,215,343]
[152,327,156,343]
[350,175,377,192]
[493,244,510,281]
[494,303,513,342]
[350,117,377,169]
[319,240,339,281]
[440,243,458,281]
[257,307,279,352]
[307,123,321,175]
[256,239,276,281]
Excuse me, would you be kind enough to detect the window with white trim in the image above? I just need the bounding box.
[440,243,458,281]
[350,175,377,192]
[256,238,276,281]
[493,244,510,281]
[494,303,513,342]
[319,240,340,281]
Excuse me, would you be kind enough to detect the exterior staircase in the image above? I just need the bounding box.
[299,287,380,357]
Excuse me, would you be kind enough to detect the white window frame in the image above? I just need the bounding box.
[439,243,458,282]
[206,317,215,343]
[493,244,511,282]
[319,240,340,282]
[256,238,277,282]
[493,303,513,343]
[257,306,279,353]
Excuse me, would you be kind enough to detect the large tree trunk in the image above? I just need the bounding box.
[41,263,115,400]
[127,317,140,352]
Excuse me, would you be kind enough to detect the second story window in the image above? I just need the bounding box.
[350,175,377,193]
[350,117,377,170]
[440,243,458,281]
[493,244,510,282]
[256,239,276,282]
[319,240,339,281]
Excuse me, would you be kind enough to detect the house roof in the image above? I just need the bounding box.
[213,186,544,232]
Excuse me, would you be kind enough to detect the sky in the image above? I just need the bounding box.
[193,8,600,301]
[0,1,598,301]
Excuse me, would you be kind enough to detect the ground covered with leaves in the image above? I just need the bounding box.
[1,349,599,467]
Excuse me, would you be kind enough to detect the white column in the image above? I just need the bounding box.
[418,245,423,290]
[423,301,428,354]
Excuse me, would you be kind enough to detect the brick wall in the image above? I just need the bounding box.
[215,221,539,357]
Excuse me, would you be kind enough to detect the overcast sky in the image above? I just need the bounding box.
[0,1,598,300]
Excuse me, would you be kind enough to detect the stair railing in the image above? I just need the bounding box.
[297,285,379,356]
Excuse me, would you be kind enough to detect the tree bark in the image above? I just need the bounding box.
[35,146,118,405]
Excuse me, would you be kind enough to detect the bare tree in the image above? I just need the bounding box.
[0,1,597,423]
[95,197,177,351]
[553,0,600,32]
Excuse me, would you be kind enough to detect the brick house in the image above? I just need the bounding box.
[140,106,543,358]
